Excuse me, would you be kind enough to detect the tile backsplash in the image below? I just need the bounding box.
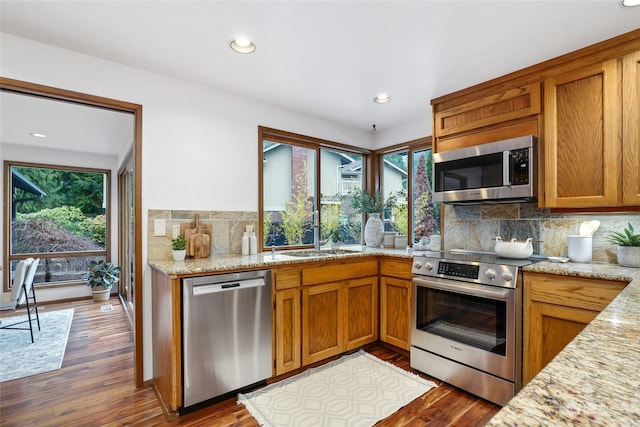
[148,209,258,261]
[148,206,639,265]
[443,203,640,264]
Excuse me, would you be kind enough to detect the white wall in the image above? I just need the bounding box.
[0,33,381,381]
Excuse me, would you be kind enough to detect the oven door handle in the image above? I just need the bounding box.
[412,276,511,301]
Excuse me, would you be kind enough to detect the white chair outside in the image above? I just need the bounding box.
[0,258,41,342]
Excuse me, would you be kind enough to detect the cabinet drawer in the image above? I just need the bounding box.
[526,273,627,312]
[380,257,413,280]
[274,267,301,290]
[434,82,540,139]
[302,258,378,286]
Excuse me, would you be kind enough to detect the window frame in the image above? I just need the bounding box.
[374,136,442,245]
[258,126,372,250]
[4,160,111,290]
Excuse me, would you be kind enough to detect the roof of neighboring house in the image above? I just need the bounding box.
[12,169,46,198]
[383,159,407,177]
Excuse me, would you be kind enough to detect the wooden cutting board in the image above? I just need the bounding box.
[192,228,211,259]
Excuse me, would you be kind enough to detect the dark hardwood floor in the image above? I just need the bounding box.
[0,299,500,426]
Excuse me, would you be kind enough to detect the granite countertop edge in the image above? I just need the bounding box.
[487,260,640,426]
[147,246,417,276]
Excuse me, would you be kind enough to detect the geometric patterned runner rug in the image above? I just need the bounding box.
[238,349,437,427]
[0,308,74,382]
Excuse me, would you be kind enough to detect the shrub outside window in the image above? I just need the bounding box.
[5,162,109,289]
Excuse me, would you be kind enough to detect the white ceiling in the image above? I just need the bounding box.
[1,1,639,154]
[0,91,134,156]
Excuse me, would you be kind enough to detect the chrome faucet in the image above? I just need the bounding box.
[313,210,320,251]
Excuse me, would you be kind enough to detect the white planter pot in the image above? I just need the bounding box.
[617,246,640,268]
[172,249,186,261]
[364,213,383,247]
[91,285,111,302]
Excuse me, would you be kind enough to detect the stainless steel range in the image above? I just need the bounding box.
[410,251,536,406]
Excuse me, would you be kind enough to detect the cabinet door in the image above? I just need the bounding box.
[379,276,412,350]
[345,277,378,350]
[523,272,627,384]
[302,282,344,365]
[623,51,640,206]
[543,59,621,208]
[275,288,301,376]
[523,300,598,384]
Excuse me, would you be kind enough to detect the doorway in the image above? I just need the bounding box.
[0,77,144,387]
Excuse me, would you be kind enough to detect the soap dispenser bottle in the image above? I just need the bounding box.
[241,232,250,256]
[249,231,258,255]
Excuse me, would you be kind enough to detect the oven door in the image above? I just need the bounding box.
[412,276,517,381]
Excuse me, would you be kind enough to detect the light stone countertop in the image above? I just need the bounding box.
[487,261,640,426]
[147,245,418,276]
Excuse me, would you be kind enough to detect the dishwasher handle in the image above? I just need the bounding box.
[192,277,265,296]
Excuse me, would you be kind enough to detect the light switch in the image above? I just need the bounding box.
[154,219,166,236]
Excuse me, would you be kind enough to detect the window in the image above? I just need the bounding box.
[260,127,368,249]
[4,162,110,290]
[378,140,440,244]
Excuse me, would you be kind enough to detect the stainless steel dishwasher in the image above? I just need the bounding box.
[181,270,272,411]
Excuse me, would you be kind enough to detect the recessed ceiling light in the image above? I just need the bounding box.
[373,94,392,104]
[30,133,47,138]
[622,0,640,6]
[230,38,256,54]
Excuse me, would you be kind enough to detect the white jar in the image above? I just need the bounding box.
[241,232,249,256]
[249,231,258,255]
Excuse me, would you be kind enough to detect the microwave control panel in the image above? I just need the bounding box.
[511,148,529,185]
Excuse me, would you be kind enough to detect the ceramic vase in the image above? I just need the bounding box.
[364,213,383,247]
[617,246,640,268]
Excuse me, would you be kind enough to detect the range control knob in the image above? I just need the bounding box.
[413,262,422,270]
[485,268,496,280]
[502,272,514,282]
[425,262,434,271]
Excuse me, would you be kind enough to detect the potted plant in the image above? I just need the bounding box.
[84,260,120,302]
[607,222,640,268]
[172,234,187,261]
[330,223,349,249]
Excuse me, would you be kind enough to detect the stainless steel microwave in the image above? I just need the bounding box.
[433,135,537,203]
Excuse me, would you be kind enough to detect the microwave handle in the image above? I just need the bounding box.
[503,151,511,186]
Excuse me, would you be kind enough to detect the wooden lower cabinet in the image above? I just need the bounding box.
[523,272,627,384]
[345,277,379,349]
[274,287,301,375]
[379,258,413,350]
[274,258,379,373]
[302,282,344,365]
[301,276,378,366]
[379,276,412,350]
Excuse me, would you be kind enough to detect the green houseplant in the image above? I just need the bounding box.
[607,222,640,267]
[171,234,187,261]
[84,260,120,302]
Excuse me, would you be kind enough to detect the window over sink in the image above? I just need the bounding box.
[259,127,368,250]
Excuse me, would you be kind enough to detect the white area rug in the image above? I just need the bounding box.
[238,349,437,427]
[0,308,74,382]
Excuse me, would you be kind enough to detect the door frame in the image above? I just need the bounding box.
[0,77,144,387]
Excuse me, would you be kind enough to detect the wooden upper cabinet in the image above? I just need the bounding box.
[432,82,541,153]
[542,52,640,209]
[543,59,621,208]
[623,51,640,206]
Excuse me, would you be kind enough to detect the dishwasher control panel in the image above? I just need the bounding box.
[192,278,265,295]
